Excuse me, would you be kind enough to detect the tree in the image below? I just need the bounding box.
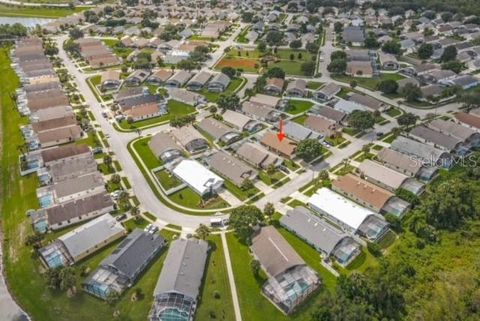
[348,110,375,131]
[301,61,316,76]
[306,42,319,54]
[331,50,347,61]
[263,203,275,218]
[251,259,261,276]
[397,112,418,128]
[365,34,379,48]
[195,224,210,240]
[241,11,254,23]
[229,205,264,244]
[442,60,464,73]
[401,83,422,102]
[59,267,76,292]
[106,290,120,305]
[217,94,240,110]
[378,79,399,94]
[221,66,236,79]
[441,45,457,62]
[289,53,295,60]
[265,30,283,46]
[103,155,113,169]
[327,59,347,74]
[130,206,140,220]
[266,164,276,175]
[110,174,121,184]
[382,40,401,55]
[334,21,343,33]
[266,67,285,79]
[257,41,267,52]
[418,43,434,60]
[460,92,480,112]
[69,27,84,39]
[350,80,357,89]
[241,178,254,191]
[289,39,302,49]
[318,170,329,181]
[297,139,324,162]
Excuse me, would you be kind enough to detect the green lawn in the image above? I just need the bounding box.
[226,233,333,321]
[195,236,235,321]
[332,73,405,91]
[168,187,229,209]
[155,169,183,190]
[288,199,307,208]
[131,137,163,170]
[200,77,244,102]
[123,217,149,231]
[118,100,196,130]
[102,39,133,59]
[258,170,286,186]
[223,178,260,201]
[286,99,314,115]
[306,81,323,90]
[385,107,402,117]
[0,4,85,18]
[292,114,308,125]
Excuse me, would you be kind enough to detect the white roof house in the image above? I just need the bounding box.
[333,99,367,114]
[172,160,224,196]
[308,188,375,233]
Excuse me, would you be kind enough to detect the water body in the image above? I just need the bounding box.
[0,16,53,27]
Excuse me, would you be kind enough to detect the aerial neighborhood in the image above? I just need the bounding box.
[1,0,480,320]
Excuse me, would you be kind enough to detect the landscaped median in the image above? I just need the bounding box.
[127,136,234,214]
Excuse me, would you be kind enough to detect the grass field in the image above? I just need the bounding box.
[286,99,314,115]
[258,170,286,186]
[118,100,196,130]
[332,73,405,91]
[131,136,163,169]
[0,4,85,18]
[200,77,244,102]
[195,236,235,321]
[155,169,182,190]
[102,39,133,59]
[168,187,229,209]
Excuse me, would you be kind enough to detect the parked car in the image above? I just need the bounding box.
[116,214,127,221]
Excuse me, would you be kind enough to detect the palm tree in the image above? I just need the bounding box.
[195,224,210,240]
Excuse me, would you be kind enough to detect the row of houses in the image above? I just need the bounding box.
[76,38,121,68]
[12,37,83,151]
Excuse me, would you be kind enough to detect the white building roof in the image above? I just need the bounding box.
[308,188,374,231]
[173,160,224,195]
[333,99,367,114]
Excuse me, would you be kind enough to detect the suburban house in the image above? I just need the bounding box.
[207,152,258,185]
[455,111,480,132]
[165,70,192,87]
[169,88,206,106]
[313,83,341,101]
[333,99,368,114]
[281,207,361,266]
[304,115,340,138]
[41,144,91,167]
[286,79,307,97]
[171,125,209,154]
[308,188,389,241]
[312,106,346,124]
[147,69,174,85]
[38,214,126,269]
[186,71,211,91]
[125,69,151,87]
[149,132,184,163]
[332,174,410,218]
[84,229,166,300]
[348,93,388,112]
[208,73,231,92]
[101,70,121,91]
[391,136,453,168]
[283,121,321,141]
[342,26,365,46]
[376,148,438,181]
[30,191,114,233]
[346,61,373,77]
[378,52,399,70]
[45,152,97,183]
[409,125,466,155]
[358,159,425,195]
[235,142,281,169]
[264,77,285,96]
[427,119,480,150]
[250,226,320,314]
[196,117,241,144]
[241,101,281,123]
[149,239,209,321]
[172,159,224,196]
[260,132,297,159]
[221,110,261,132]
[249,94,281,109]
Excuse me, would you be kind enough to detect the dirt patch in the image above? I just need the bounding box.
[216,57,258,70]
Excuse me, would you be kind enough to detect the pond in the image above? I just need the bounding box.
[0,16,53,27]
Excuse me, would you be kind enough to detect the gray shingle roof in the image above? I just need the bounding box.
[154,238,209,300]
[410,126,461,151]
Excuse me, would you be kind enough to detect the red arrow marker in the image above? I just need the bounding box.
[277,119,285,142]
